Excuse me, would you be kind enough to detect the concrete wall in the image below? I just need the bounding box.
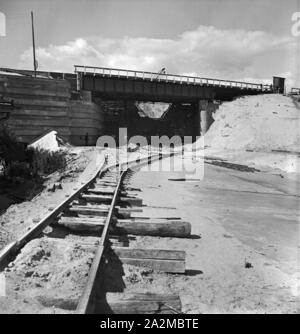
[0,74,104,145]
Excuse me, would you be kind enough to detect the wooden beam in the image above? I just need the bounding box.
[123,186,141,192]
[87,188,128,196]
[82,194,113,202]
[57,217,191,238]
[119,197,143,206]
[82,194,143,206]
[110,247,186,273]
[69,205,142,218]
[58,216,106,232]
[112,219,191,237]
[96,180,117,186]
[69,206,109,216]
[97,293,182,314]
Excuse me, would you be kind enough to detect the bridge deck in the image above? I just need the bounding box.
[75,65,272,102]
[74,65,272,90]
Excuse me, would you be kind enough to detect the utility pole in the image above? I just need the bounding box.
[31,11,37,77]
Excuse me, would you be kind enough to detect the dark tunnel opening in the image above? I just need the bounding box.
[98,99,204,146]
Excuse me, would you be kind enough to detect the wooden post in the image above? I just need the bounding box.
[76,72,81,91]
[31,11,37,78]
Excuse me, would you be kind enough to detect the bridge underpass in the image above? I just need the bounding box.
[75,65,272,141]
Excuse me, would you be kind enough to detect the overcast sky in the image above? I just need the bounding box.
[0,0,299,87]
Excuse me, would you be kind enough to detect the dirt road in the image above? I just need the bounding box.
[129,156,299,313]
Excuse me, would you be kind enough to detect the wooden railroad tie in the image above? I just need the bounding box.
[97,293,182,314]
[110,247,186,274]
[82,193,143,206]
[57,216,191,238]
[69,205,142,218]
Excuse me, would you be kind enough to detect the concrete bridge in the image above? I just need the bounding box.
[75,65,272,102]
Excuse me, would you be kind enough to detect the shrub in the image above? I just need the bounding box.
[3,161,32,178]
[30,148,67,176]
[0,125,67,178]
[0,125,27,164]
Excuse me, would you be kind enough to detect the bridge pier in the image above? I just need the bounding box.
[198,100,217,135]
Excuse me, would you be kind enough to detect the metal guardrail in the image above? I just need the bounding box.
[74,65,272,91]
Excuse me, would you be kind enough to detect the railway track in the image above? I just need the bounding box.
[0,152,192,314]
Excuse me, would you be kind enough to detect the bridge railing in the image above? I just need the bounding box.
[74,65,272,91]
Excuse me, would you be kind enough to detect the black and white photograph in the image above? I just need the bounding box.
[0,0,299,317]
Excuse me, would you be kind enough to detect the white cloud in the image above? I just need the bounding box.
[18,25,298,87]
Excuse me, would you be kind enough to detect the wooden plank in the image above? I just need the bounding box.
[96,180,117,185]
[112,247,186,260]
[124,187,142,192]
[69,205,141,219]
[59,216,108,224]
[69,206,109,216]
[57,217,190,238]
[57,217,106,232]
[82,194,113,202]
[96,183,118,188]
[101,177,117,181]
[111,247,186,273]
[119,197,143,206]
[131,213,183,220]
[87,188,128,196]
[2,86,71,98]
[112,219,191,237]
[82,194,142,206]
[97,293,182,314]
[115,207,143,212]
[12,98,68,107]
[116,258,185,273]
[89,187,139,197]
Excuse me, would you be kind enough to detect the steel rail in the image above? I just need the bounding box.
[76,168,127,314]
[75,152,173,314]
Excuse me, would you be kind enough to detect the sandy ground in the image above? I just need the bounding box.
[186,94,300,175]
[0,147,102,250]
[0,149,299,314]
[127,156,299,314]
[202,148,300,177]
[0,237,97,313]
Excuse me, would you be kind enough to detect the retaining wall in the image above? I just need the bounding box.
[0,74,104,145]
